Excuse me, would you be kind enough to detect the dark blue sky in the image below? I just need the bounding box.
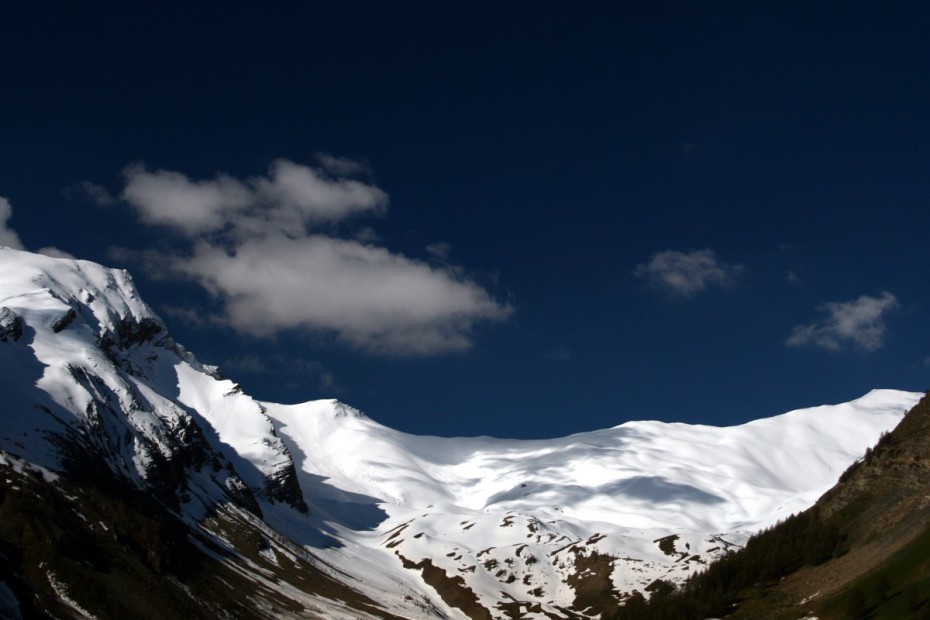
[2,2,929,438]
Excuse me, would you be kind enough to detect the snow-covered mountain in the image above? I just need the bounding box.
[0,247,920,619]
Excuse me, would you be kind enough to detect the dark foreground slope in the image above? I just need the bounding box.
[614,392,930,620]
[0,450,406,620]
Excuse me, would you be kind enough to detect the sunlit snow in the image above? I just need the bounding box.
[0,247,920,618]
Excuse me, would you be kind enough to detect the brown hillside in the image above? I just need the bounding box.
[742,392,930,619]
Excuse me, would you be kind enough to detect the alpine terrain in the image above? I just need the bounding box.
[0,247,921,619]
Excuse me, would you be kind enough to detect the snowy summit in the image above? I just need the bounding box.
[0,247,920,619]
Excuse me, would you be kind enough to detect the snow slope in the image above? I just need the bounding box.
[260,390,917,616]
[0,247,921,619]
[265,391,912,531]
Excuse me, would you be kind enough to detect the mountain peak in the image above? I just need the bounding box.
[331,400,366,419]
[0,248,922,619]
[0,247,156,336]
[0,248,306,515]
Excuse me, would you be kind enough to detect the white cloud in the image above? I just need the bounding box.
[426,241,452,260]
[251,158,388,226]
[314,152,371,177]
[67,181,117,206]
[121,159,388,238]
[115,159,512,356]
[633,249,743,297]
[787,292,898,351]
[0,197,25,250]
[37,246,76,259]
[171,235,510,355]
[355,226,381,244]
[121,165,253,235]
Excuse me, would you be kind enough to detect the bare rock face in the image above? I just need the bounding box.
[266,460,308,513]
[0,307,24,341]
